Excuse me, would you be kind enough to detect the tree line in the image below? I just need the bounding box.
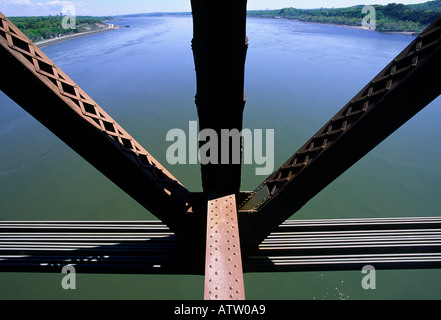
[9,16,112,42]
[248,1,441,33]
[9,1,441,41]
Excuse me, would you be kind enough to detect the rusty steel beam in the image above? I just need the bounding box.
[204,195,245,300]
[191,1,249,298]
[0,12,195,241]
[191,0,248,197]
[239,15,441,252]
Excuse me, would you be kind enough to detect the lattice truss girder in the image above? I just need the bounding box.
[239,15,441,251]
[0,12,193,238]
[2,8,441,256]
[265,27,441,198]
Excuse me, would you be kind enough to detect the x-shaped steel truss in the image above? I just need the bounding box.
[1,0,441,300]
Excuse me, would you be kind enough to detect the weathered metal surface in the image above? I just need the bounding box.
[239,14,441,252]
[1,5,441,298]
[204,195,245,300]
[0,12,195,240]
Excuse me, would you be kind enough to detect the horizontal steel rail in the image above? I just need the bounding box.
[0,218,440,274]
[0,220,193,274]
[245,253,441,272]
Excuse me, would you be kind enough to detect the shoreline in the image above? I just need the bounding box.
[32,15,418,50]
[35,24,123,48]
[250,16,419,36]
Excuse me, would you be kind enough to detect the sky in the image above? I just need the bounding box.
[0,0,433,17]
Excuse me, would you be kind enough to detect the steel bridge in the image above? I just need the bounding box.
[1,1,441,300]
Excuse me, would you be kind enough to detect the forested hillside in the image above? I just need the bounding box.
[248,1,441,33]
[9,16,112,42]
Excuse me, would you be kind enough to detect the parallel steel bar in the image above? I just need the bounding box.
[1,218,441,274]
[262,237,441,244]
[280,217,441,226]
[245,253,441,272]
[0,12,195,241]
[268,230,441,237]
[239,15,441,251]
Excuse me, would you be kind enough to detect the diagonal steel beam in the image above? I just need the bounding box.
[0,12,195,240]
[239,15,441,252]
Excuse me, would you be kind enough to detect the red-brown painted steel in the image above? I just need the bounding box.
[2,6,441,301]
[204,195,245,300]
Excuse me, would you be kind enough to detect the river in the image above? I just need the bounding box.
[0,15,440,299]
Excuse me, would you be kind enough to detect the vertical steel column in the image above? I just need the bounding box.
[191,0,248,197]
[191,0,248,299]
[204,195,245,300]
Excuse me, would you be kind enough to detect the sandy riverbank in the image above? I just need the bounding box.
[35,24,123,48]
